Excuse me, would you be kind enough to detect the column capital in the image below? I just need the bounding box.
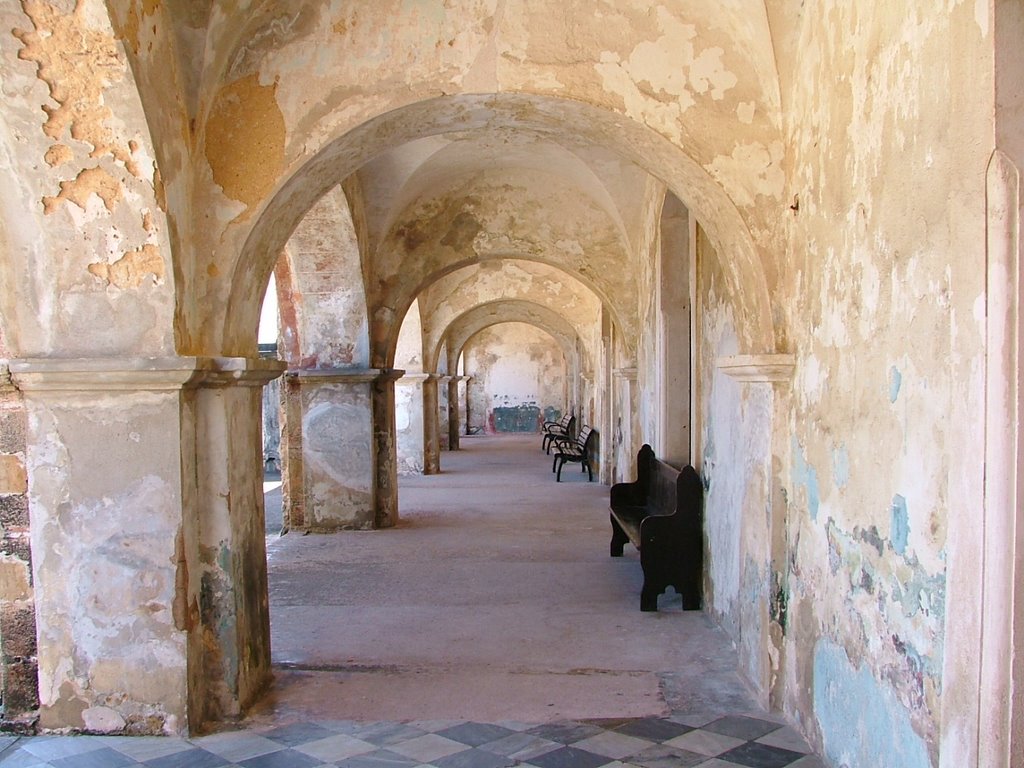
[613,366,638,381]
[716,354,796,383]
[9,356,285,392]
[397,372,440,384]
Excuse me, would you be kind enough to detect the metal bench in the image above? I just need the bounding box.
[551,426,596,481]
[541,412,576,454]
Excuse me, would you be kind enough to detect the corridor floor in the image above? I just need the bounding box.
[0,436,825,767]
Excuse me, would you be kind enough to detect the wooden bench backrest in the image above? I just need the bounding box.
[576,425,593,453]
[634,445,702,523]
[648,457,681,514]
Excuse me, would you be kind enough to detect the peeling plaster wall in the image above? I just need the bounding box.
[283,376,375,531]
[772,4,992,765]
[180,0,780,358]
[0,0,175,358]
[691,227,778,709]
[25,391,188,734]
[463,324,565,434]
[696,244,741,635]
[280,187,369,369]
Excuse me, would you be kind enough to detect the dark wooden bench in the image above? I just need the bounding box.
[541,412,576,454]
[609,444,703,611]
[551,425,596,481]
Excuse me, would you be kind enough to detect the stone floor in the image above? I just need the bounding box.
[0,435,826,767]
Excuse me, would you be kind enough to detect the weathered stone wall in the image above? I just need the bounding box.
[0,0,176,359]
[464,324,566,434]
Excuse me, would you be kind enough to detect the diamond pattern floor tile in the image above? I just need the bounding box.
[627,744,706,768]
[261,724,340,748]
[293,734,378,762]
[716,742,805,768]
[612,720,693,743]
[389,735,469,763]
[701,718,780,742]
[477,732,561,761]
[521,745,613,768]
[0,748,55,768]
[663,729,746,757]
[335,748,421,768]
[19,738,107,761]
[524,723,605,746]
[431,747,515,768]
[196,732,287,762]
[145,746,232,768]
[0,713,822,768]
[238,749,325,768]
[435,724,517,748]
[50,748,137,768]
[753,728,811,755]
[569,731,654,760]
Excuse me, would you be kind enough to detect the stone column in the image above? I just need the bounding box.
[186,358,284,727]
[716,354,796,710]
[612,367,638,485]
[438,375,451,452]
[447,376,463,451]
[395,373,428,476]
[282,368,402,531]
[372,370,403,529]
[8,356,283,735]
[422,375,440,474]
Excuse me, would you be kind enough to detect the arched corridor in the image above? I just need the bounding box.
[0,3,1021,767]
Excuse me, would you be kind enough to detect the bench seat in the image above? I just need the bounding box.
[609,444,703,611]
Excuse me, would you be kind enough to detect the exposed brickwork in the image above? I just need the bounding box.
[0,371,37,727]
[0,604,36,659]
[0,497,29,530]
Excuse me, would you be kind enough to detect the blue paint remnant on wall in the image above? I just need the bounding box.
[791,438,821,521]
[832,444,850,489]
[493,405,541,432]
[814,639,932,768]
[891,494,909,555]
[889,365,902,403]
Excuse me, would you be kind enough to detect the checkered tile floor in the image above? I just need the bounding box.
[0,715,825,767]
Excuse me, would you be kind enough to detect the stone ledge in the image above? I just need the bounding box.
[8,357,286,392]
[285,368,405,385]
[716,354,796,382]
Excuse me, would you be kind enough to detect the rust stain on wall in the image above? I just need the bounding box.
[204,74,286,211]
[88,244,164,288]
